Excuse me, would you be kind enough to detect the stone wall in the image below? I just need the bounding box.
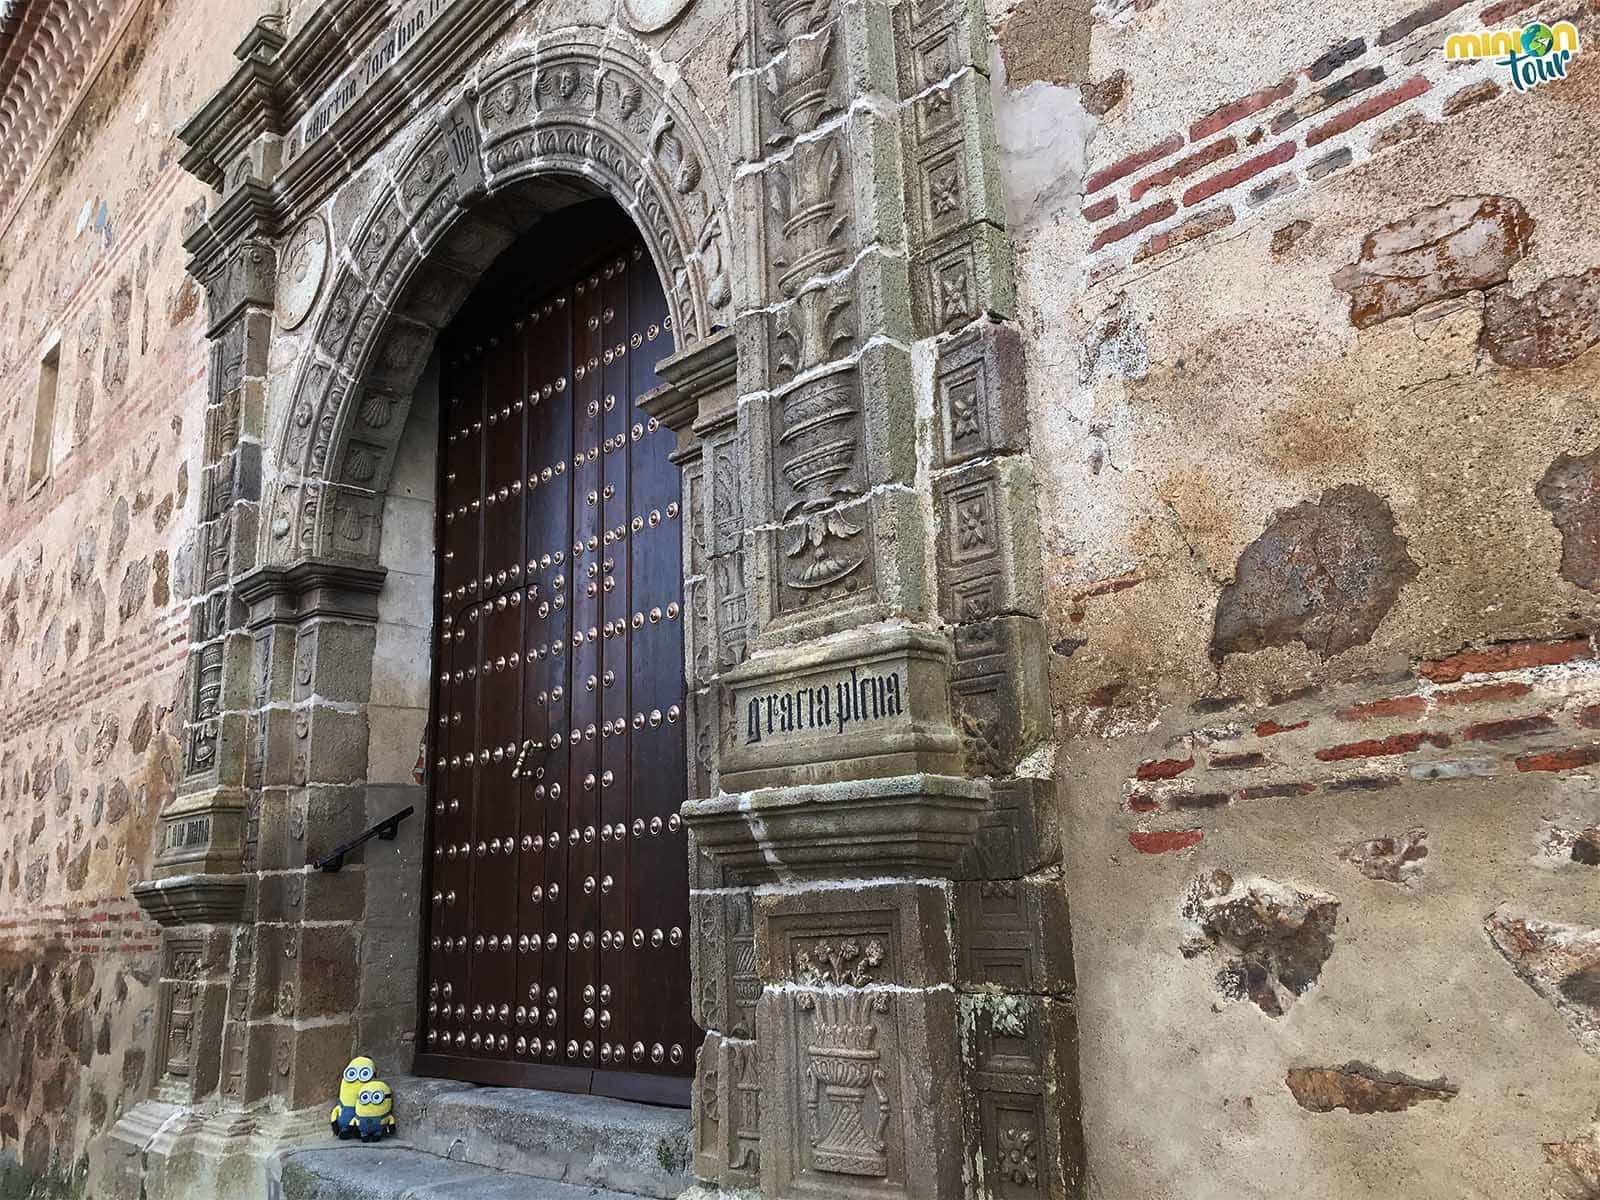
[0,0,258,1190]
[991,0,1600,1195]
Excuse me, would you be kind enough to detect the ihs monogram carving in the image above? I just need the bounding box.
[277,216,328,331]
[796,939,892,1177]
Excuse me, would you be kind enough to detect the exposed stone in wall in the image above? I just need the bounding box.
[1339,827,1427,884]
[1179,870,1338,1016]
[1485,907,1600,1057]
[1545,1105,1600,1199]
[1211,485,1418,661]
[1538,449,1600,591]
[1285,1062,1459,1114]
[1332,195,1534,329]
[1484,267,1600,369]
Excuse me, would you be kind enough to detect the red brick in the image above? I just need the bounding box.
[1183,142,1295,206]
[1578,704,1600,729]
[1083,195,1118,222]
[1337,695,1427,721]
[1210,752,1267,770]
[1086,683,1124,707]
[1127,794,1161,813]
[1090,199,1179,252]
[1129,829,1204,854]
[1190,78,1296,142]
[1421,637,1592,683]
[1135,755,1195,781]
[1130,138,1238,202]
[1306,76,1432,148]
[1439,681,1533,706]
[1173,792,1231,810]
[1462,715,1557,741]
[1255,719,1309,737]
[1239,782,1317,800]
[1134,206,1236,262]
[1516,745,1600,773]
[1085,133,1185,196]
[1315,732,1449,761]
[1378,0,1475,45]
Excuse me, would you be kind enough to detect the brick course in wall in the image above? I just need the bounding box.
[1077,0,1544,273]
[1123,635,1600,849]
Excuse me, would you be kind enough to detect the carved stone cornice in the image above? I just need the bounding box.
[131,874,249,927]
[177,0,520,282]
[642,328,738,446]
[236,557,388,626]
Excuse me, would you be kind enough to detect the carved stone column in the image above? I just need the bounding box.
[678,0,1084,1192]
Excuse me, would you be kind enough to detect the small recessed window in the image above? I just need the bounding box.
[27,343,60,491]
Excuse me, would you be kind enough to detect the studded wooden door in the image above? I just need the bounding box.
[417,207,695,1106]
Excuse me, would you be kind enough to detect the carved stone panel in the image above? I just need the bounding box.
[719,625,962,790]
[758,981,962,1199]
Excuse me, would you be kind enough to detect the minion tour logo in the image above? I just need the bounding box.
[1445,19,1581,91]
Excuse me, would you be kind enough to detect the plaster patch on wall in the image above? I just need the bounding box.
[990,45,1095,231]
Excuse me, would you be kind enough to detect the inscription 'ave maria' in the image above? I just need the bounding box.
[745,668,904,744]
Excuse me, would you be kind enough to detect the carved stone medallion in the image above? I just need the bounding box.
[622,0,696,33]
[276,215,329,331]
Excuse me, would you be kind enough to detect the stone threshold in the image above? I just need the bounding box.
[347,1076,695,1198]
[279,1144,652,1200]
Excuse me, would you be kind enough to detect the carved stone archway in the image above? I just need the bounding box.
[265,33,734,576]
[105,2,1082,1199]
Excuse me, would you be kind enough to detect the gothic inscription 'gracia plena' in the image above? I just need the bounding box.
[744,667,905,744]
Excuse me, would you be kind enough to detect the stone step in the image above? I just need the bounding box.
[280,1145,652,1200]
[387,1076,694,1199]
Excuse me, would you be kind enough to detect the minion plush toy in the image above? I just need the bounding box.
[355,1080,396,1142]
[330,1056,375,1139]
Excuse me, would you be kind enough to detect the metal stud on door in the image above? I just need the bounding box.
[418,211,694,1105]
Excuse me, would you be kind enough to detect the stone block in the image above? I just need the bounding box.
[935,455,1044,624]
[752,485,933,638]
[756,878,954,988]
[955,776,1062,880]
[297,924,361,1018]
[914,219,1014,335]
[959,994,1083,1199]
[691,888,759,1037]
[758,983,963,1199]
[696,1032,764,1189]
[302,703,371,785]
[686,774,989,885]
[285,1020,354,1109]
[302,785,371,867]
[954,875,1074,995]
[902,69,1006,252]
[933,320,1029,466]
[895,0,989,96]
[719,623,960,790]
[951,616,1051,776]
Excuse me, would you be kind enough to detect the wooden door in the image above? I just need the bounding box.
[417,203,694,1106]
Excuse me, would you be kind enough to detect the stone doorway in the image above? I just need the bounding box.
[419,200,696,1105]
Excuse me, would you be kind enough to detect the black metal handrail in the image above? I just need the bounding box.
[315,805,414,872]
